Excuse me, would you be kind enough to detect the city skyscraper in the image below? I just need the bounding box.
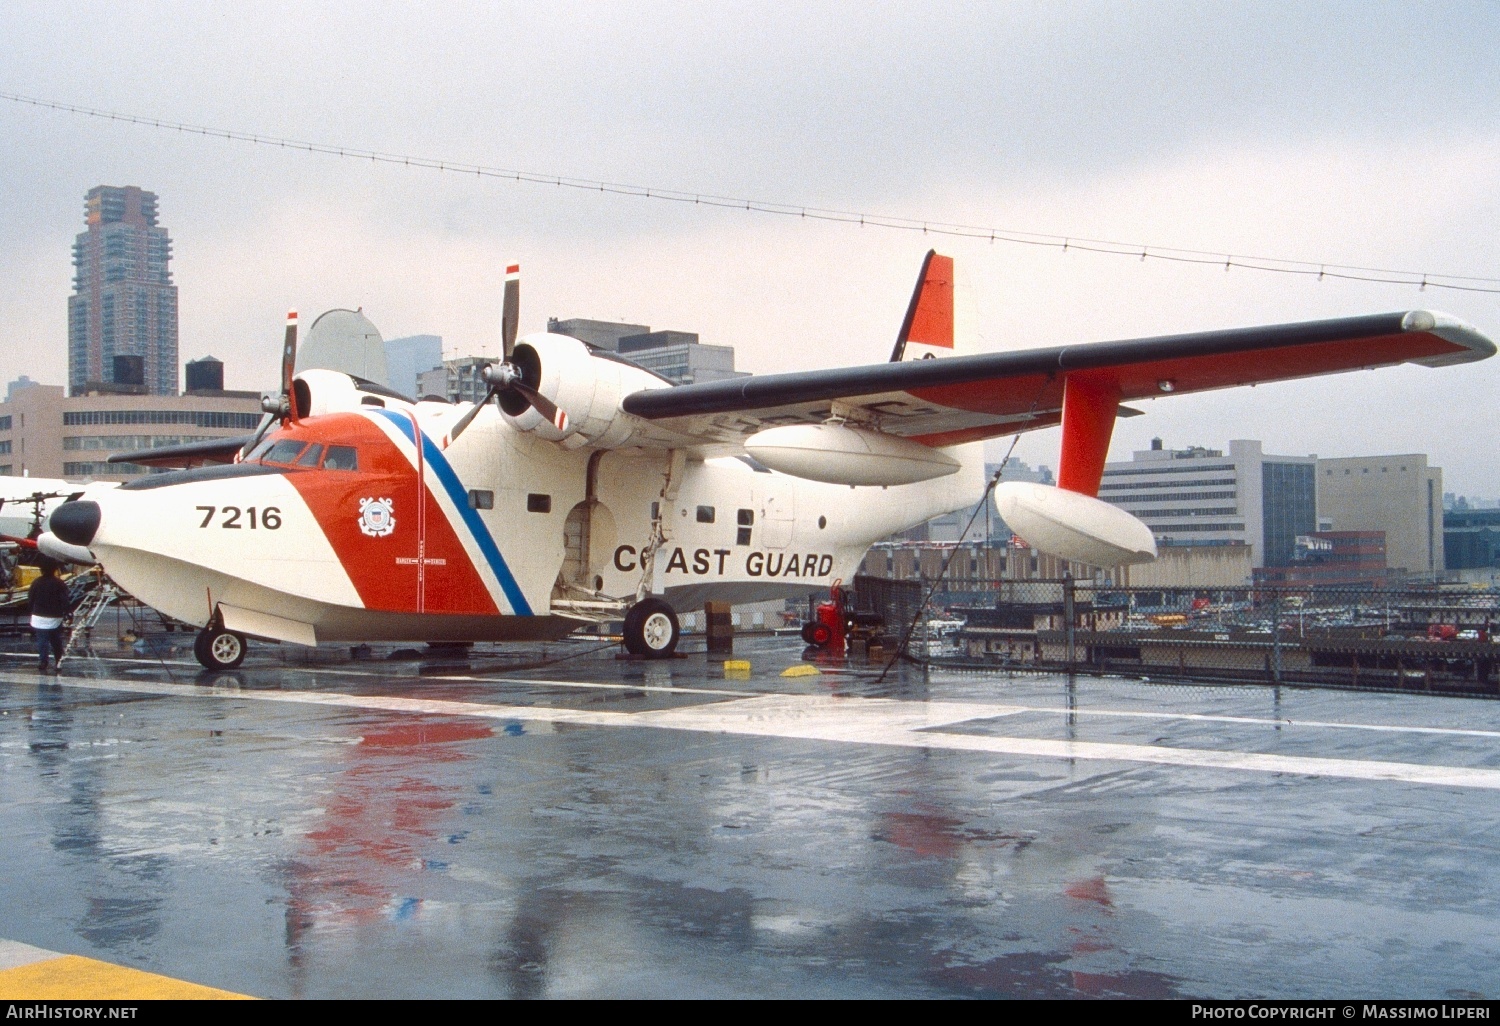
[67,185,179,396]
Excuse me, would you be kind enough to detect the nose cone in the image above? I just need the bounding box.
[49,500,101,546]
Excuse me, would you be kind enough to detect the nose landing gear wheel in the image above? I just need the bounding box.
[623,598,680,658]
[195,627,247,670]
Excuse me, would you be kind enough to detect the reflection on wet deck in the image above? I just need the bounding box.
[0,637,1497,998]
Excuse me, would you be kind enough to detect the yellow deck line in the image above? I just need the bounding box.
[0,954,251,1000]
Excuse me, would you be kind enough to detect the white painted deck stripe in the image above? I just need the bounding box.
[1028,705,1500,739]
[471,675,1500,740]
[8,672,1500,790]
[20,651,1500,741]
[0,940,61,971]
[433,673,757,698]
[14,650,1500,739]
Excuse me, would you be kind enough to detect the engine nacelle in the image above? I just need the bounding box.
[293,369,386,418]
[745,423,961,486]
[502,333,668,448]
[994,482,1157,568]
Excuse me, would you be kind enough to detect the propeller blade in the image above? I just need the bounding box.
[446,389,495,443]
[512,381,569,434]
[282,310,299,421]
[239,412,276,459]
[501,264,519,360]
[446,350,569,445]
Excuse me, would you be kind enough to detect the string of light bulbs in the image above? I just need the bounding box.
[5,89,1497,295]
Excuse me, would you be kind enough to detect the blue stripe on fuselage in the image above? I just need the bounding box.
[375,410,533,616]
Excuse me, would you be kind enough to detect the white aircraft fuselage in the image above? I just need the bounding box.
[64,392,981,647]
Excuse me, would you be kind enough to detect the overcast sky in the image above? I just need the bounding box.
[2,2,1498,492]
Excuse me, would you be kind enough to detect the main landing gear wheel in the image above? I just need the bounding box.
[623,598,680,658]
[195,627,247,670]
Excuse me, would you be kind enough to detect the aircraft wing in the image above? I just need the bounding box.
[106,435,255,469]
[620,311,1493,448]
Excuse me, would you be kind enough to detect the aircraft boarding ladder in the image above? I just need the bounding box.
[59,573,119,668]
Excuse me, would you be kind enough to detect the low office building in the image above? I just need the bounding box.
[1317,454,1443,575]
[616,330,743,385]
[417,357,488,405]
[1098,439,1316,569]
[1446,506,1500,571]
[546,318,649,352]
[547,318,747,386]
[858,539,1102,593]
[0,380,261,481]
[1113,543,1254,590]
[1252,531,1394,590]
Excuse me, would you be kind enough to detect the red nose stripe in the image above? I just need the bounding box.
[278,414,499,615]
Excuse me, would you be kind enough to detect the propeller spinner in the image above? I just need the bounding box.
[447,264,569,444]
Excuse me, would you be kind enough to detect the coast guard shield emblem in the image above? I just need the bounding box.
[358,497,396,537]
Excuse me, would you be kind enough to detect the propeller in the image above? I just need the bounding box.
[240,311,299,458]
[447,265,570,444]
[501,261,520,360]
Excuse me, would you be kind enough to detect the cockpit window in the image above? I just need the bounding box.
[261,440,307,465]
[323,445,359,471]
[295,443,324,467]
[246,438,276,462]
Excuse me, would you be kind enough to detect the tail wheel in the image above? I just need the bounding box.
[623,598,680,658]
[195,627,247,670]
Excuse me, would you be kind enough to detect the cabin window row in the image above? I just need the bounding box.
[692,506,758,525]
[249,438,359,471]
[688,506,769,546]
[464,491,547,513]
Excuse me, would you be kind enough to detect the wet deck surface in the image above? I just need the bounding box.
[1,635,1498,999]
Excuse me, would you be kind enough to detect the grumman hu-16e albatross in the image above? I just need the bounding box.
[37,254,1494,669]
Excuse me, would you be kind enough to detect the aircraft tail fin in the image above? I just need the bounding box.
[886,251,985,504]
[890,251,957,362]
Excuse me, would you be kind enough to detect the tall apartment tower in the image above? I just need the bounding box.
[67,185,179,396]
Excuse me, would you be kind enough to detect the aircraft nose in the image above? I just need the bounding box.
[50,500,101,546]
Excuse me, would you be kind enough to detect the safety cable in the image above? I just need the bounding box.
[873,378,1051,684]
[452,637,625,678]
[3,89,1496,294]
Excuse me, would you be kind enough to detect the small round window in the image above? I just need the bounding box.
[818,516,827,529]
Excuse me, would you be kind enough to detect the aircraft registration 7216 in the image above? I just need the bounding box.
[35,254,1495,669]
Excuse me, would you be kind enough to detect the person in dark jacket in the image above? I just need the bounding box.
[29,559,71,673]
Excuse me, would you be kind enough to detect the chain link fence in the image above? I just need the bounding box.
[852,574,1500,697]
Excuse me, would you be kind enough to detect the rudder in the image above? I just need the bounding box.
[890,251,955,361]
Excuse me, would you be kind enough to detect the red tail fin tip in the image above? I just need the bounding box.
[891,251,954,360]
